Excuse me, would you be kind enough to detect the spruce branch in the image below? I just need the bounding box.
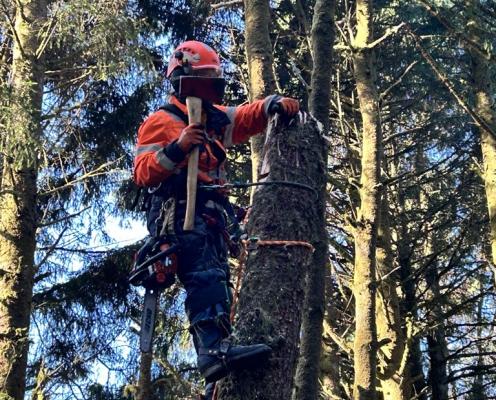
[406,25,496,141]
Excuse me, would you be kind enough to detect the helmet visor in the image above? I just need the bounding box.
[190,66,223,77]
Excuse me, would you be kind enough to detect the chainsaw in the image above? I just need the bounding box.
[129,238,181,353]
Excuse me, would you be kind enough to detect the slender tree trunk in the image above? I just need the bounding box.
[467,16,494,397]
[217,117,325,400]
[243,0,277,187]
[376,193,410,400]
[320,277,347,399]
[307,0,335,127]
[395,142,427,400]
[292,0,335,398]
[136,351,153,400]
[397,227,427,400]
[0,1,47,399]
[398,248,427,399]
[468,277,487,400]
[351,0,381,398]
[467,2,496,269]
[415,141,448,400]
[425,263,448,400]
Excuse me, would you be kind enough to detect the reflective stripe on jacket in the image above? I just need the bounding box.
[133,95,276,187]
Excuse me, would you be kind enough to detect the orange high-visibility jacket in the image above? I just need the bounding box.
[133,95,277,187]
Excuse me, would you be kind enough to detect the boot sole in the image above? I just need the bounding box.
[201,346,272,382]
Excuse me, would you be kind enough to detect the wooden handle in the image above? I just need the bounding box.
[183,96,202,231]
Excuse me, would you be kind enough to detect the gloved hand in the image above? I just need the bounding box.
[177,123,205,153]
[269,97,300,117]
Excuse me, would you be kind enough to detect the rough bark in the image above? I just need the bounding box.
[351,0,381,398]
[243,0,277,187]
[307,0,335,129]
[0,1,47,399]
[217,116,325,399]
[292,0,335,398]
[136,351,153,400]
[470,280,487,400]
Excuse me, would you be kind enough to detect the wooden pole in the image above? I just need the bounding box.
[183,96,202,230]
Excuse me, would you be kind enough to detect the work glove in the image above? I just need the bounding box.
[269,97,300,117]
[177,123,205,153]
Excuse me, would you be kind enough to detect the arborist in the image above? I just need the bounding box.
[133,40,299,398]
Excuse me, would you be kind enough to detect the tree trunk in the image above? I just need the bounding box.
[0,1,47,399]
[398,253,426,399]
[397,226,427,400]
[136,351,153,400]
[292,0,335,398]
[417,173,448,400]
[243,0,277,187]
[467,12,493,397]
[217,116,325,399]
[469,278,487,400]
[320,277,347,399]
[467,1,496,270]
[376,194,410,400]
[395,143,427,400]
[425,264,448,400]
[351,0,381,398]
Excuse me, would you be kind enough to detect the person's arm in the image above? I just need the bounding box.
[218,95,299,147]
[133,112,187,187]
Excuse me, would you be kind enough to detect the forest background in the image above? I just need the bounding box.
[0,0,495,399]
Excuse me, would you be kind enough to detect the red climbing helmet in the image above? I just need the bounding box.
[166,41,222,78]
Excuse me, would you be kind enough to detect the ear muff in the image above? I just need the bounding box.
[169,67,186,93]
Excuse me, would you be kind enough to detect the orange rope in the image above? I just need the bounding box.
[253,239,315,252]
[230,245,248,323]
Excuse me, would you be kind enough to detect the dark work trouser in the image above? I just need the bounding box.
[147,196,232,351]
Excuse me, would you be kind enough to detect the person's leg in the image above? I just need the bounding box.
[176,211,271,383]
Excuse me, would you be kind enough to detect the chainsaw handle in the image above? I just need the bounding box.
[129,244,181,284]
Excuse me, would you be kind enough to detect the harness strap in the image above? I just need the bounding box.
[159,104,189,124]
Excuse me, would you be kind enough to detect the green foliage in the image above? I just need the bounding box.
[15,0,242,397]
[0,0,493,396]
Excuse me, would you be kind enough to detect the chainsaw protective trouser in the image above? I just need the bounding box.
[147,196,232,338]
[148,196,271,384]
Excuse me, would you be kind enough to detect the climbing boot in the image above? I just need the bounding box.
[198,338,272,382]
[202,382,215,400]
